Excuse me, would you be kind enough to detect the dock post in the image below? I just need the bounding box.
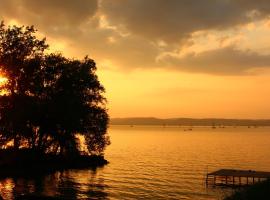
[239,177,241,186]
[206,169,270,187]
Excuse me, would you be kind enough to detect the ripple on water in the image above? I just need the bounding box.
[1,126,270,199]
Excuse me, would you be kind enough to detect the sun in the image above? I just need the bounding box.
[0,76,7,84]
[0,75,8,95]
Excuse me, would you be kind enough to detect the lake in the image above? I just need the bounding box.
[0,126,270,199]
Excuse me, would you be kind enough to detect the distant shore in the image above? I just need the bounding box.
[110,117,270,126]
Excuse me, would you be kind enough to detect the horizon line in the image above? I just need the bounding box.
[110,117,270,120]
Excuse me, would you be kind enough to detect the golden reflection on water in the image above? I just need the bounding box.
[0,179,14,200]
[0,170,109,199]
[0,126,270,199]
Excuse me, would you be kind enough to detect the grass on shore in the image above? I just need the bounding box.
[224,179,270,200]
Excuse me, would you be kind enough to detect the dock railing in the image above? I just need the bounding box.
[206,169,270,187]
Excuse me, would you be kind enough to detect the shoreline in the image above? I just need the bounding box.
[224,180,270,200]
[0,149,108,178]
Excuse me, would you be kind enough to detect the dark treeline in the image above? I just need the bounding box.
[111,117,270,126]
[0,22,110,157]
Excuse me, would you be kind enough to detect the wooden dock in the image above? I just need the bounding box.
[206,169,270,186]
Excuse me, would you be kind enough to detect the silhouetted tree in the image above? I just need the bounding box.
[0,22,109,156]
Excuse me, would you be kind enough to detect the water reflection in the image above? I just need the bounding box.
[0,169,109,200]
[0,126,270,199]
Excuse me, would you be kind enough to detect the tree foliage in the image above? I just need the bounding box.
[0,22,110,156]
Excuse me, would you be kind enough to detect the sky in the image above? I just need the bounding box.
[1,0,270,119]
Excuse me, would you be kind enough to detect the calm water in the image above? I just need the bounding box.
[1,126,270,199]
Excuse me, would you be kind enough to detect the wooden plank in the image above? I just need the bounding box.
[208,169,270,179]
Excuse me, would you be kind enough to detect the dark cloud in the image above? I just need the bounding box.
[0,0,98,36]
[74,31,162,69]
[22,0,98,25]
[101,0,270,43]
[160,46,270,74]
[1,0,270,74]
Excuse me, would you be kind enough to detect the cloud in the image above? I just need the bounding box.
[0,0,98,36]
[0,0,161,70]
[1,0,270,75]
[101,0,270,43]
[22,0,98,25]
[159,46,270,74]
[74,32,162,70]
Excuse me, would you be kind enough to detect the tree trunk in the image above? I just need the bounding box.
[13,136,20,149]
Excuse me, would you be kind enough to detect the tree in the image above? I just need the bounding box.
[0,21,110,156]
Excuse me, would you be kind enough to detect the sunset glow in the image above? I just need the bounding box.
[0,76,7,84]
[1,1,270,200]
[1,1,270,119]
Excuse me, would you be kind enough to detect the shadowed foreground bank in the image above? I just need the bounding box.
[12,195,62,200]
[224,180,270,200]
[0,149,108,178]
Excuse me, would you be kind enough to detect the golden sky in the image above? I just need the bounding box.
[1,0,270,119]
